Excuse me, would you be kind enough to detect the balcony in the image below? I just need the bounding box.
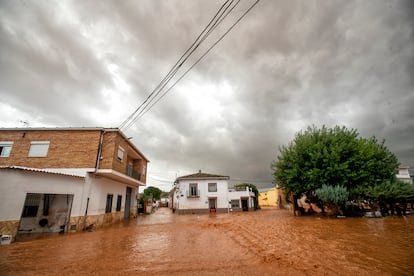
[126,167,141,181]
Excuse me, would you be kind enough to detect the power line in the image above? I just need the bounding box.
[132,0,260,123]
[120,0,260,132]
[119,0,238,131]
[120,0,239,131]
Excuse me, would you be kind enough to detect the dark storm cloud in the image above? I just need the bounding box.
[0,1,115,125]
[0,0,413,190]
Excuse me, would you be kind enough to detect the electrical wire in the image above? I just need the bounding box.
[120,0,260,132]
[120,0,238,131]
[119,0,237,131]
[130,0,260,124]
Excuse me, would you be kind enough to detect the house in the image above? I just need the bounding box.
[171,170,255,214]
[258,187,290,209]
[258,187,278,207]
[0,127,149,241]
[396,166,412,184]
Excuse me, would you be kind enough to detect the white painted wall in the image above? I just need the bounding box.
[0,169,84,221]
[86,174,137,215]
[396,167,412,184]
[228,188,255,209]
[175,179,229,211]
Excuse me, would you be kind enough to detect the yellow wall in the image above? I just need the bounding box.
[259,188,289,208]
[259,188,277,207]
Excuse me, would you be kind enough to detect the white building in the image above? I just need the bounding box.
[0,128,149,242]
[396,166,412,184]
[171,170,255,214]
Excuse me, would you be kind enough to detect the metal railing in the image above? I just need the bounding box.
[126,168,141,181]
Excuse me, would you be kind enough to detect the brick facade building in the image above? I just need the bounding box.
[0,127,149,242]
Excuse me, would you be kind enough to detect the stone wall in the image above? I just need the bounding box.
[70,210,137,232]
[0,220,20,242]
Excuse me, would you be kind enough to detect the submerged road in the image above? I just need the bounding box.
[1,207,414,275]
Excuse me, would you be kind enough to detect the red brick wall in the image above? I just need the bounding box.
[0,129,148,183]
[0,129,101,168]
[100,131,148,183]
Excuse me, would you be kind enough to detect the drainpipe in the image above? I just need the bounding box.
[94,130,105,173]
[82,130,105,230]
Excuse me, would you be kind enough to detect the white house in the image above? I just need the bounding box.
[396,166,412,184]
[171,170,255,214]
[0,128,149,242]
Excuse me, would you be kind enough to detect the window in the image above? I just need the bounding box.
[28,141,49,157]
[189,183,198,197]
[231,200,240,208]
[22,193,41,217]
[0,142,13,157]
[105,194,113,213]
[208,183,217,192]
[116,195,122,212]
[117,146,124,161]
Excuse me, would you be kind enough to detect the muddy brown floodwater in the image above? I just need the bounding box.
[1,207,414,275]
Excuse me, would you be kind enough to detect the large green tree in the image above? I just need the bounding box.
[272,125,399,200]
[142,186,162,200]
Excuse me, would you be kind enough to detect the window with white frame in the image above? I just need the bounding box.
[189,183,198,197]
[208,183,217,192]
[117,146,124,161]
[28,141,50,157]
[0,142,13,157]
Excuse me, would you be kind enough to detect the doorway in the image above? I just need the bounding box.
[124,187,132,219]
[241,198,248,211]
[208,198,216,212]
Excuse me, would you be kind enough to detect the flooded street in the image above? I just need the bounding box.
[1,207,414,275]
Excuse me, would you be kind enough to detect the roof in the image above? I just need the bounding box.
[258,187,276,193]
[176,170,229,182]
[0,166,87,178]
[0,127,149,162]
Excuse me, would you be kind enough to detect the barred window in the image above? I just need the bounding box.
[22,193,41,217]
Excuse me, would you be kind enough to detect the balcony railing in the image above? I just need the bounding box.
[126,168,141,181]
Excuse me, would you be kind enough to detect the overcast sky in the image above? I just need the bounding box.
[1,0,413,191]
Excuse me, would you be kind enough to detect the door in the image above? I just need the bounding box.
[208,198,216,212]
[241,199,248,211]
[124,187,132,219]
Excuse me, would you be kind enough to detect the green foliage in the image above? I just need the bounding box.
[234,183,259,209]
[315,185,349,205]
[365,180,414,201]
[160,191,169,198]
[272,125,399,199]
[143,186,162,200]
